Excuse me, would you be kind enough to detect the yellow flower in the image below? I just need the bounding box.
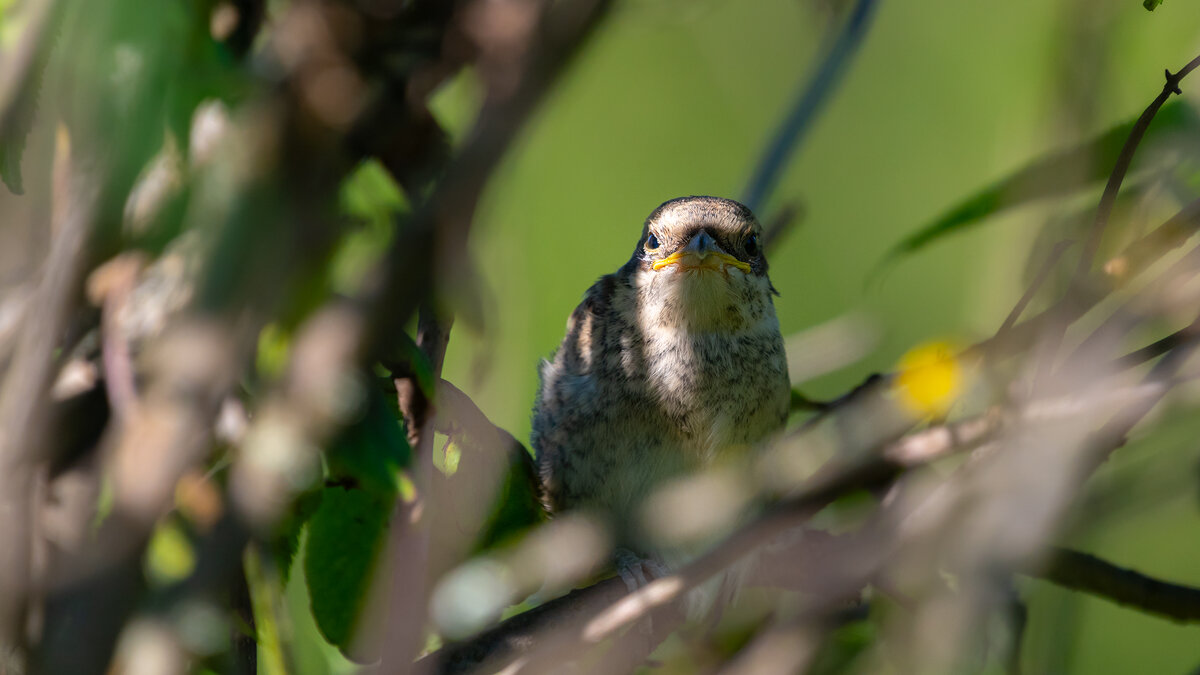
[894,341,963,418]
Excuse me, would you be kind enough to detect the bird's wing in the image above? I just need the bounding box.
[557,273,618,375]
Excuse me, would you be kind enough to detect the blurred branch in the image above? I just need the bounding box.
[1106,196,1200,278]
[362,0,614,357]
[1030,548,1200,624]
[1111,320,1200,371]
[373,0,614,667]
[423,357,1200,673]
[382,305,453,668]
[741,0,880,212]
[996,239,1074,336]
[0,164,98,659]
[424,409,997,673]
[762,201,803,253]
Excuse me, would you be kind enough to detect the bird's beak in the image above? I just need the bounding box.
[652,231,750,273]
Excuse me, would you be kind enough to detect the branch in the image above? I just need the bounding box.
[996,239,1074,336]
[740,0,881,212]
[382,305,454,667]
[1105,196,1200,281]
[762,201,803,253]
[0,162,98,659]
[1030,548,1200,624]
[423,411,997,673]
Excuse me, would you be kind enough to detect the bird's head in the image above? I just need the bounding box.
[626,196,776,332]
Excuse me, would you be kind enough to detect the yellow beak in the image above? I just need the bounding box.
[652,250,751,273]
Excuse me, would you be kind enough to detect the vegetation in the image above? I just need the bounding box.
[2,0,1200,673]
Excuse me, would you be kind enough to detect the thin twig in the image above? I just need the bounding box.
[996,239,1074,337]
[1110,322,1200,371]
[382,304,453,669]
[741,0,881,212]
[762,201,803,253]
[1106,196,1200,279]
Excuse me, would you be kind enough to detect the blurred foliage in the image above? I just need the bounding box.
[304,485,392,656]
[2,0,1200,672]
[882,99,1200,263]
[303,386,410,654]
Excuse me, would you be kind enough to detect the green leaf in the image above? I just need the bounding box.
[0,0,58,195]
[1143,0,1163,10]
[325,384,412,497]
[883,99,1200,262]
[270,487,323,584]
[473,447,547,551]
[304,485,394,659]
[144,517,196,587]
[304,383,410,660]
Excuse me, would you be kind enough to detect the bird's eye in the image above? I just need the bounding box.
[645,233,660,251]
[745,234,759,257]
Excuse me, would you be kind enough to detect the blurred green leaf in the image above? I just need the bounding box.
[270,487,323,584]
[256,323,292,380]
[0,90,33,194]
[339,158,409,221]
[326,384,412,497]
[304,485,393,658]
[473,448,547,551]
[145,517,196,586]
[304,384,410,659]
[1143,0,1164,10]
[808,617,875,675]
[884,99,1200,262]
[0,0,58,195]
[330,160,405,294]
[244,547,290,675]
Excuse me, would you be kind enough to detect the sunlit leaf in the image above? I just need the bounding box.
[884,99,1200,262]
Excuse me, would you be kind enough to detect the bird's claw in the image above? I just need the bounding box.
[615,548,669,593]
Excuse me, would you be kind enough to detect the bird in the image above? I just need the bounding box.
[531,195,790,595]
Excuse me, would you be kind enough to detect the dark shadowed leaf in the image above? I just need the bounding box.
[270,487,323,584]
[473,447,547,551]
[325,383,412,496]
[1144,0,1164,10]
[304,485,394,657]
[883,99,1200,262]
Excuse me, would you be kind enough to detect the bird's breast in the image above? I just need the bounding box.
[638,319,788,460]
